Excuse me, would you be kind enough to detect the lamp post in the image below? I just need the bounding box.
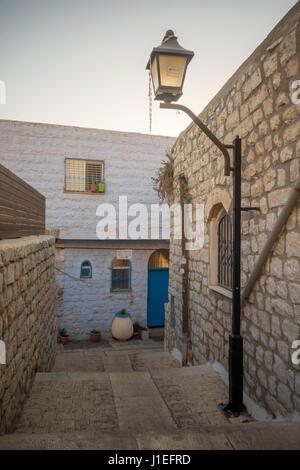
[147,30,245,415]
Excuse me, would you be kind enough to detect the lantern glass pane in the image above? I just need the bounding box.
[158,54,187,88]
[150,56,159,93]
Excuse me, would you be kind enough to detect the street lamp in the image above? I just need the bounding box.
[147,30,246,416]
[146,30,194,103]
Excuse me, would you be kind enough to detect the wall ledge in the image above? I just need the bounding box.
[209,285,232,300]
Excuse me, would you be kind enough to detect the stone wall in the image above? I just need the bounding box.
[0,236,57,434]
[165,3,300,417]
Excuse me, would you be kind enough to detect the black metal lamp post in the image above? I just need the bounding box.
[147,30,244,415]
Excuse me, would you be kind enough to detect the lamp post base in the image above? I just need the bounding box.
[222,334,244,416]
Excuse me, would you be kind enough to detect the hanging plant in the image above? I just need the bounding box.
[151,151,174,205]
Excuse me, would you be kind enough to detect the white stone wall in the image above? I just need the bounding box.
[57,247,155,338]
[0,122,175,239]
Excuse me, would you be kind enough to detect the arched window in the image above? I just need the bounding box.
[218,212,232,290]
[148,249,169,268]
[80,260,92,279]
[111,259,131,291]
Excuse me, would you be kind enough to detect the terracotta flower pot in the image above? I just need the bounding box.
[90,333,101,342]
[60,335,69,344]
[90,183,97,192]
[112,312,133,341]
[141,329,149,340]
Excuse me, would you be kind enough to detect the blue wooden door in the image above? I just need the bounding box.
[147,268,169,327]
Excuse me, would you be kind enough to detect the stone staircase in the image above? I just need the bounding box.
[0,340,299,450]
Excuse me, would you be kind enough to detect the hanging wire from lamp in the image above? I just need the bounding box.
[148,70,152,133]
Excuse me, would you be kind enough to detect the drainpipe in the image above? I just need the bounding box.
[241,175,300,305]
[179,174,189,366]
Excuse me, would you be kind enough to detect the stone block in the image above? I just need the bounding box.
[263,53,278,77]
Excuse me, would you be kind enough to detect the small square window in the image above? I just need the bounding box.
[64,158,104,193]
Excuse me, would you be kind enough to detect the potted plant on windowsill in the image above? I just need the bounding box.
[90,180,97,192]
[59,328,69,344]
[98,182,105,193]
[111,309,133,341]
[90,329,101,342]
[140,326,149,341]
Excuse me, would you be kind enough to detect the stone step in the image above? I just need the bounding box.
[13,365,228,435]
[1,422,300,450]
[52,350,180,373]
[13,369,177,435]
[12,364,234,436]
[149,327,164,339]
[57,338,164,354]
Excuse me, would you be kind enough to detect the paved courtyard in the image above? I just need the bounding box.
[0,339,299,450]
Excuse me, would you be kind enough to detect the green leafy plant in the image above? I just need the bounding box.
[140,326,149,331]
[90,329,101,335]
[59,328,68,337]
[151,151,174,205]
[133,321,140,333]
[119,309,127,315]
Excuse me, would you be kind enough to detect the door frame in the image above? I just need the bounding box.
[147,266,169,327]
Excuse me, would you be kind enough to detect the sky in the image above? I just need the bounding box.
[0,0,297,137]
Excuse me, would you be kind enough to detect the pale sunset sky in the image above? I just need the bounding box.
[0,0,297,137]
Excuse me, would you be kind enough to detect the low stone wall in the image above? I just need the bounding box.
[0,235,57,434]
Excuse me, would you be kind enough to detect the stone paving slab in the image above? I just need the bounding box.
[137,430,233,450]
[15,373,118,434]
[109,371,159,398]
[129,352,181,371]
[103,348,164,356]
[115,396,177,433]
[102,355,133,373]
[219,422,300,450]
[151,366,231,429]
[0,431,139,450]
[52,351,105,372]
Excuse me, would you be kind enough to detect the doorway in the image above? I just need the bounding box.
[147,250,169,327]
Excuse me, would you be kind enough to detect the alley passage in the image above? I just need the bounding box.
[0,339,299,450]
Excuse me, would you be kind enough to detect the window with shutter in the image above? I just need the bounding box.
[64,158,105,193]
[111,259,131,291]
[218,212,232,291]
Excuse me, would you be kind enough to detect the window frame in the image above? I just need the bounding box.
[148,249,169,269]
[80,260,92,279]
[110,259,131,292]
[64,158,105,194]
[217,211,233,291]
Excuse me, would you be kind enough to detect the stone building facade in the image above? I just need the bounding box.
[165,3,300,418]
[0,122,175,338]
[0,236,57,434]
